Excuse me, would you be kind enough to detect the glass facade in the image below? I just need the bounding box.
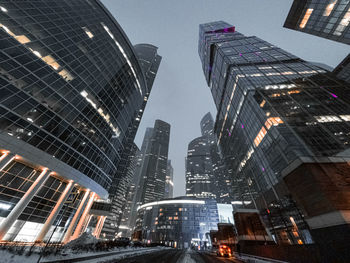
[284,0,350,44]
[0,0,158,242]
[186,112,232,202]
[333,53,350,83]
[135,197,219,249]
[164,160,174,199]
[139,120,171,204]
[198,21,350,246]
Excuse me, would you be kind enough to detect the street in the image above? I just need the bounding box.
[111,249,244,263]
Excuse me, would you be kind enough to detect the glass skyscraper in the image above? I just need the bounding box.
[134,197,219,249]
[100,44,161,239]
[198,21,350,250]
[186,112,232,202]
[0,0,158,243]
[284,0,350,45]
[126,120,171,235]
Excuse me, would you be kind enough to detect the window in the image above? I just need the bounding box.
[323,1,337,16]
[299,9,313,29]
[82,27,94,38]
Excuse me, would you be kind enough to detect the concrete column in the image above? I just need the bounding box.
[0,152,15,171]
[0,168,50,240]
[92,216,102,237]
[62,189,90,243]
[95,216,106,239]
[71,192,96,240]
[35,180,74,242]
[82,214,93,234]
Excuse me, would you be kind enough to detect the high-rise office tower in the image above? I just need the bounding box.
[126,120,171,235]
[100,44,161,239]
[165,160,174,198]
[0,0,157,243]
[138,120,171,204]
[186,112,232,201]
[199,21,350,249]
[284,0,350,45]
[113,144,140,238]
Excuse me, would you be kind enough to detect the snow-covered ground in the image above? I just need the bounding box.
[0,246,167,263]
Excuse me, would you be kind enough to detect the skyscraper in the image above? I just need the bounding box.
[199,21,350,249]
[284,0,350,44]
[100,44,161,239]
[126,120,171,235]
[139,120,171,204]
[0,0,156,243]
[165,160,174,198]
[186,112,232,201]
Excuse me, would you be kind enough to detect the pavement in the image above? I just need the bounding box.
[109,249,245,263]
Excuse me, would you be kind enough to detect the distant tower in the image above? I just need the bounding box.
[135,120,171,204]
[165,160,174,198]
[186,112,232,201]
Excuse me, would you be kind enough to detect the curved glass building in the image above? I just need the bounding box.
[135,197,219,249]
[0,0,156,243]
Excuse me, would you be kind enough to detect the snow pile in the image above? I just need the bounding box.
[0,250,38,263]
[64,232,98,248]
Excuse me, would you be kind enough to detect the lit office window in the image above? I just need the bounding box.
[334,8,350,36]
[323,1,337,16]
[299,9,314,29]
[82,26,94,38]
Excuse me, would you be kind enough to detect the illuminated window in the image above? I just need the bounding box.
[174,217,178,220]
[159,208,163,212]
[323,1,337,16]
[82,26,94,38]
[299,9,313,29]
[315,115,342,123]
[58,69,74,81]
[260,100,266,108]
[179,208,182,211]
[334,7,350,36]
[101,22,142,94]
[169,217,173,220]
[0,24,31,44]
[254,117,283,147]
[80,90,121,137]
[42,55,60,70]
[0,6,7,12]
[340,115,350,121]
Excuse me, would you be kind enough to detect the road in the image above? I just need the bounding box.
[110,249,244,263]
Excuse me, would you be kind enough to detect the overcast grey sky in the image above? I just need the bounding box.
[102,0,349,197]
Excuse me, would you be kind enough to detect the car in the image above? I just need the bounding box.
[216,245,232,257]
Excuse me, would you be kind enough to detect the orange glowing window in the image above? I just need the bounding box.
[299,9,313,28]
[260,100,266,108]
[169,217,173,220]
[297,239,303,245]
[254,117,283,147]
[179,208,182,211]
[324,1,337,16]
[174,216,178,220]
[159,208,163,212]
[271,93,281,97]
[159,213,163,216]
[288,90,300,95]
